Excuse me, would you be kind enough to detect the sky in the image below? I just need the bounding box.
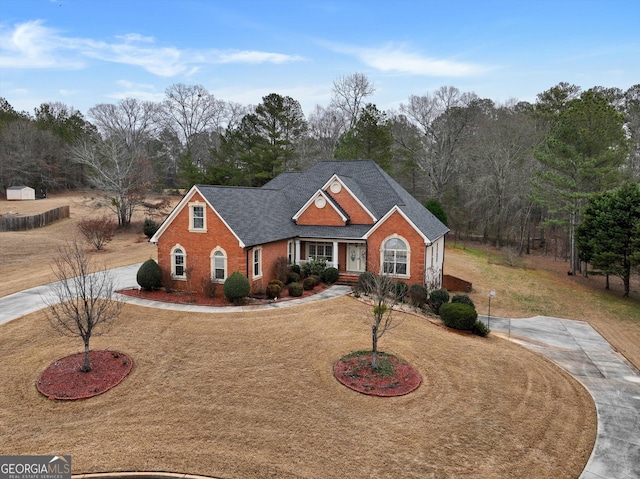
[1,0,639,119]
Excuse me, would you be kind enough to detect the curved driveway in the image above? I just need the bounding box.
[1,263,638,479]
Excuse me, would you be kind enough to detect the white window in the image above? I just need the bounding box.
[288,240,294,265]
[189,203,206,231]
[382,236,409,277]
[253,247,262,279]
[211,247,227,282]
[307,242,333,263]
[171,245,186,280]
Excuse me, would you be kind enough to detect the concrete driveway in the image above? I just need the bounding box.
[484,315,640,479]
[1,264,638,478]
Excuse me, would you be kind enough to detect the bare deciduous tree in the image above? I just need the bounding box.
[359,273,404,370]
[45,241,123,372]
[331,72,375,130]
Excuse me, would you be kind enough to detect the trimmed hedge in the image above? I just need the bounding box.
[439,303,478,331]
[266,283,282,299]
[321,267,339,284]
[288,282,303,297]
[136,259,162,291]
[452,294,475,309]
[223,271,250,303]
[429,288,450,314]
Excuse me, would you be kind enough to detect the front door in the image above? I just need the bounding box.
[347,243,366,272]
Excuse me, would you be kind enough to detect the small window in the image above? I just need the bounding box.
[253,247,262,279]
[382,237,408,276]
[171,246,186,279]
[288,241,294,265]
[211,248,227,281]
[189,203,206,231]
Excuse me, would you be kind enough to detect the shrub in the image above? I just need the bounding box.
[309,275,321,286]
[286,271,301,284]
[425,198,448,226]
[321,267,339,284]
[290,264,301,275]
[200,277,219,298]
[392,281,408,301]
[429,288,450,314]
[302,258,326,278]
[439,303,478,330]
[223,271,250,303]
[472,320,490,337]
[268,279,285,290]
[302,276,317,290]
[452,294,475,309]
[408,284,428,308]
[143,218,159,238]
[288,282,303,297]
[265,283,282,299]
[136,259,162,291]
[357,271,376,293]
[77,216,116,251]
[273,256,289,284]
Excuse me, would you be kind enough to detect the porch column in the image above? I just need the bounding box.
[295,239,301,265]
[333,241,339,269]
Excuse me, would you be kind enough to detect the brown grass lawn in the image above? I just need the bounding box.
[1,298,594,478]
[3,193,640,477]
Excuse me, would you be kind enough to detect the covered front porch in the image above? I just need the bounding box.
[294,238,367,277]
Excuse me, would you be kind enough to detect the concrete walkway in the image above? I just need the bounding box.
[1,264,638,478]
[483,315,640,479]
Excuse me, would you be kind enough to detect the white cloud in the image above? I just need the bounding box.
[0,20,304,76]
[324,41,488,77]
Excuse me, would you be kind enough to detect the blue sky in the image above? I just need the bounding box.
[1,0,638,118]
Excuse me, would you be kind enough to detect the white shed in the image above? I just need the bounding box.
[7,186,36,201]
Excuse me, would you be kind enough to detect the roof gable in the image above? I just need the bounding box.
[293,190,348,226]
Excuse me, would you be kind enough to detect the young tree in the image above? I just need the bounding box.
[577,182,640,297]
[45,241,123,372]
[359,272,404,370]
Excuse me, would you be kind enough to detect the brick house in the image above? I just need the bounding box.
[150,160,449,293]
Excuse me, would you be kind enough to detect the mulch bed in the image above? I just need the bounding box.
[117,284,327,306]
[37,350,133,400]
[334,352,422,397]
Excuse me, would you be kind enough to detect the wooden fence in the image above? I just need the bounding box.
[0,205,70,232]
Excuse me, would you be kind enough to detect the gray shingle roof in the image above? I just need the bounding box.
[196,160,449,247]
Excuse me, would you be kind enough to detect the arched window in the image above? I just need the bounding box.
[382,236,409,276]
[171,245,186,279]
[210,247,227,282]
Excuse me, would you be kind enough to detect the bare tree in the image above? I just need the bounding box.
[359,273,404,370]
[331,72,375,130]
[89,98,159,149]
[45,241,123,372]
[307,104,344,160]
[70,135,154,226]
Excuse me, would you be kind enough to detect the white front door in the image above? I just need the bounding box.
[347,244,366,272]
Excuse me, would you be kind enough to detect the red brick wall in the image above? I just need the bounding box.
[329,187,374,225]
[157,192,246,292]
[250,240,289,293]
[366,210,426,285]
[297,201,345,226]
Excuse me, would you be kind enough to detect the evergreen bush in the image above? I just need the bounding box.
[286,271,301,284]
[357,271,376,293]
[265,283,282,299]
[223,271,250,303]
[321,267,339,284]
[143,218,159,238]
[288,282,303,297]
[302,258,326,277]
[439,303,478,330]
[136,259,162,291]
[393,281,408,301]
[429,288,450,314]
[472,320,490,337]
[408,284,428,308]
[452,294,476,309]
[302,276,317,290]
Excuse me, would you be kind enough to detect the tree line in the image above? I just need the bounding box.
[1,75,638,277]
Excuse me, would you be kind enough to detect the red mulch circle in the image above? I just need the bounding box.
[37,350,133,400]
[333,352,422,397]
